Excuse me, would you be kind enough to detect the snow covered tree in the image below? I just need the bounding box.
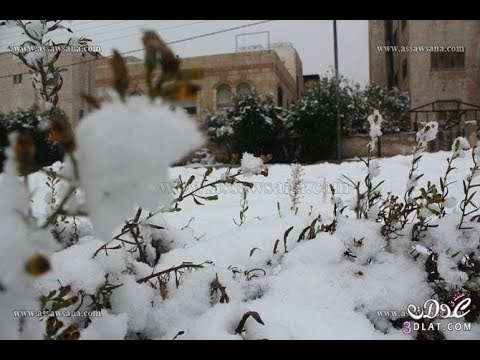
[205,92,286,159]
[286,73,411,162]
[0,106,64,173]
[363,84,410,133]
[287,74,356,162]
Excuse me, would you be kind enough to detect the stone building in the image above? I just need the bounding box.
[0,51,96,125]
[95,43,304,120]
[0,43,308,129]
[303,74,320,91]
[369,20,480,138]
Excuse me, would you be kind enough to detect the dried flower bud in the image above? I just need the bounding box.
[110,50,129,100]
[160,81,200,101]
[12,129,37,176]
[49,112,75,153]
[25,253,51,276]
[143,31,179,75]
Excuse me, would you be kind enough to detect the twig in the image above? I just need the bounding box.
[136,261,210,284]
[40,186,76,229]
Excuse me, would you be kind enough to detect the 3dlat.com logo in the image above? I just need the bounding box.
[402,291,472,334]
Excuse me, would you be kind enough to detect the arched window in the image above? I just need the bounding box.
[236,83,252,96]
[277,86,284,107]
[217,84,231,109]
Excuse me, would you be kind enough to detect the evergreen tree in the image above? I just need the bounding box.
[205,92,286,159]
[0,106,65,172]
[287,74,356,162]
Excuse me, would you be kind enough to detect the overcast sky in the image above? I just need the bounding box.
[0,20,369,85]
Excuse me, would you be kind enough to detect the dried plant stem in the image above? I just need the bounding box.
[136,262,208,284]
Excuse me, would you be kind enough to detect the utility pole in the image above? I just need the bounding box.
[333,20,341,161]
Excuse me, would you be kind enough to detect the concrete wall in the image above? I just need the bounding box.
[342,132,417,159]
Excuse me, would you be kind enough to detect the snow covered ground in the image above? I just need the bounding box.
[15,150,479,340]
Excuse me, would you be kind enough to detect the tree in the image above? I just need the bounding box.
[205,92,286,159]
[363,84,410,133]
[287,74,357,162]
[0,107,65,172]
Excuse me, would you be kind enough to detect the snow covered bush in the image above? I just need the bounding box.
[1,28,479,340]
[287,74,355,162]
[0,30,215,340]
[76,95,203,241]
[0,106,65,173]
[205,92,286,161]
[362,84,410,133]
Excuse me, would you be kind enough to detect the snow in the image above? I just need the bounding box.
[416,121,439,145]
[240,152,264,176]
[368,159,381,178]
[109,275,155,333]
[80,311,128,340]
[36,237,107,294]
[75,96,204,241]
[367,109,383,140]
[452,137,470,158]
[2,144,479,339]
[25,20,45,40]
[0,149,57,339]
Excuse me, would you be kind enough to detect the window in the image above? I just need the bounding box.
[13,74,22,84]
[402,58,407,79]
[401,20,407,31]
[277,86,284,107]
[79,109,84,119]
[236,83,252,96]
[216,84,231,109]
[183,106,197,115]
[431,52,465,70]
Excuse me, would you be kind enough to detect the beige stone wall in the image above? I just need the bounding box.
[369,20,388,86]
[342,132,416,158]
[273,45,304,98]
[0,51,96,126]
[0,52,37,113]
[369,20,480,111]
[407,20,480,109]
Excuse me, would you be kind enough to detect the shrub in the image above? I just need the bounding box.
[286,74,356,162]
[0,106,65,172]
[205,92,286,160]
